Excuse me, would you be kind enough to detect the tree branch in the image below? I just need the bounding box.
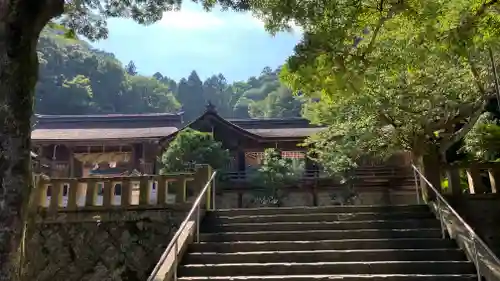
[379,111,399,128]
[467,52,487,95]
[439,104,485,155]
[359,0,406,69]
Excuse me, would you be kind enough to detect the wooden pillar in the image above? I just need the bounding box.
[67,179,79,210]
[33,181,49,209]
[170,177,186,203]
[141,142,146,173]
[446,168,462,197]
[237,150,246,171]
[49,182,64,214]
[68,146,75,177]
[139,177,151,205]
[85,180,98,206]
[156,176,168,205]
[121,179,132,206]
[102,181,113,207]
[190,165,211,206]
[130,144,136,171]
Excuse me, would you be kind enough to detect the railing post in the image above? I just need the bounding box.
[212,175,216,210]
[49,182,64,214]
[102,180,113,207]
[139,177,151,205]
[67,179,79,210]
[467,166,488,194]
[192,165,210,205]
[173,238,178,281]
[121,179,132,207]
[33,181,49,209]
[488,167,500,193]
[437,199,446,239]
[85,179,98,207]
[156,176,167,205]
[196,204,200,243]
[413,168,420,204]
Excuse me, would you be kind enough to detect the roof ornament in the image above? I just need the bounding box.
[206,101,217,113]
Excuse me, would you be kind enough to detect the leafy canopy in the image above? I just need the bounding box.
[59,0,251,41]
[160,128,230,173]
[253,0,500,171]
[463,112,500,162]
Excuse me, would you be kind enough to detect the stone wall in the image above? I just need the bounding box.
[215,188,419,209]
[23,207,188,281]
[449,194,500,256]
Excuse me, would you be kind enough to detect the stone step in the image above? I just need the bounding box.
[183,248,466,264]
[190,238,458,253]
[200,228,442,242]
[178,274,477,281]
[212,205,429,216]
[206,220,440,232]
[206,211,435,224]
[178,261,475,276]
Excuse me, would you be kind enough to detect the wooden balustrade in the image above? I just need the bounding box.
[32,165,213,214]
[222,166,410,182]
[442,163,500,196]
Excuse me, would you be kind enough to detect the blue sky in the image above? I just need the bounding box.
[91,2,302,82]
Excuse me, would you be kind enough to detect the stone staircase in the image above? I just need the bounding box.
[177,204,477,281]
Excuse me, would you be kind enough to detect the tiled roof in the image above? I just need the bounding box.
[246,127,325,138]
[32,127,178,141]
[34,113,182,128]
[229,117,316,129]
[32,108,326,142]
[160,106,326,145]
[32,113,182,141]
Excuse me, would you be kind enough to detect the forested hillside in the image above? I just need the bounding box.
[35,28,302,121]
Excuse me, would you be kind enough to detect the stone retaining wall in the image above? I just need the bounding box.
[23,208,186,281]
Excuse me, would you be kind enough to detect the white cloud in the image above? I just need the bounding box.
[159,10,225,30]
[156,4,304,35]
[158,9,265,31]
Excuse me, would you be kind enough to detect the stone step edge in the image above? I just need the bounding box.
[181,260,472,267]
[186,248,461,256]
[194,238,451,245]
[180,260,473,268]
[211,219,439,227]
[213,204,428,213]
[201,228,441,235]
[212,212,433,219]
[178,274,477,280]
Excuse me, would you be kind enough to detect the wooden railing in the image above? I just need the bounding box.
[31,165,213,214]
[441,162,500,196]
[221,166,413,183]
[413,165,500,281]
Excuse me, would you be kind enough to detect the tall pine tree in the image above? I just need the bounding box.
[177,71,206,122]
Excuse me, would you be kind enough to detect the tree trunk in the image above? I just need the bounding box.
[0,0,63,280]
[412,144,442,202]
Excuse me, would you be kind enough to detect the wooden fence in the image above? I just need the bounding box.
[441,163,500,196]
[31,165,213,214]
